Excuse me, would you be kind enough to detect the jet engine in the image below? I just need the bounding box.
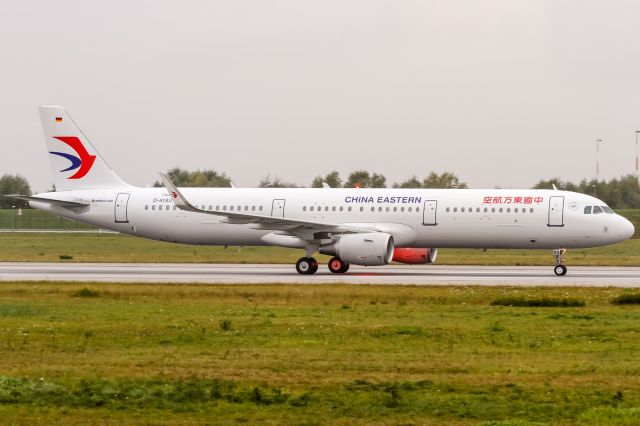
[320,233,394,266]
[392,247,438,264]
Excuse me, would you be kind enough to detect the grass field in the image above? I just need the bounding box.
[0,232,638,266]
[0,283,639,425]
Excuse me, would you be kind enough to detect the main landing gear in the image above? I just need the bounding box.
[296,257,318,275]
[328,257,350,274]
[295,256,350,275]
[553,248,567,276]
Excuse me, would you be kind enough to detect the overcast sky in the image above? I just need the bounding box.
[1,0,639,192]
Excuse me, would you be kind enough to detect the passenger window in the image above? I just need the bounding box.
[529,208,533,213]
[145,205,148,210]
[325,206,329,211]
[506,208,510,213]
[245,206,248,211]
[347,206,352,212]
[339,206,344,211]
[593,206,604,214]
[401,207,405,212]
[386,207,390,212]
[484,207,488,213]
[469,207,472,213]
[408,207,412,212]
[359,206,363,212]
[584,206,592,214]
[446,207,450,212]
[310,206,314,211]
[491,207,495,213]
[303,206,307,211]
[378,206,383,212]
[223,205,227,211]
[237,205,241,211]
[174,206,177,210]
[259,206,263,211]
[332,206,336,211]
[461,207,465,212]
[252,206,255,211]
[230,206,234,211]
[476,207,480,213]
[371,206,375,212]
[453,207,457,213]
[209,205,212,210]
[499,208,503,213]
[394,207,398,212]
[416,207,419,212]
[514,208,518,213]
[151,205,155,210]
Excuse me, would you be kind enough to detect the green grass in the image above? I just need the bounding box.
[0,283,639,424]
[0,232,638,266]
[0,208,95,230]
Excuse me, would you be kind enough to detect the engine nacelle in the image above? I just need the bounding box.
[320,233,394,266]
[392,247,438,264]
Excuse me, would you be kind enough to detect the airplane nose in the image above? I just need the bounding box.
[620,216,635,240]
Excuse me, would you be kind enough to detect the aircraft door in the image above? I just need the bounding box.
[548,196,564,227]
[422,200,437,226]
[271,199,285,218]
[115,193,130,223]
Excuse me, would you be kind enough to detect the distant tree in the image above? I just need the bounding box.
[0,174,31,208]
[422,172,468,189]
[344,170,387,188]
[153,168,232,187]
[311,171,342,188]
[532,178,578,191]
[259,174,300,188]
[393,176,422,188]
[532,175,640,208]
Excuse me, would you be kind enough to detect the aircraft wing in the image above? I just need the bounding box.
[159,173,376,235]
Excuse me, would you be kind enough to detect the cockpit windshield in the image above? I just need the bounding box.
[584,205,614,214]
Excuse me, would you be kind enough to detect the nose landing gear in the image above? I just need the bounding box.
[553,248,567,276]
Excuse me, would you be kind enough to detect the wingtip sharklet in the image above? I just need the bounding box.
[159,172,194,211]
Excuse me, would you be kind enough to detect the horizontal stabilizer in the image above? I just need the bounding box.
[5,194,90,207]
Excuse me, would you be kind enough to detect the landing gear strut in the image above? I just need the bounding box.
[328,257,350,274]
[553,248,567,276]
[296,257,318,275]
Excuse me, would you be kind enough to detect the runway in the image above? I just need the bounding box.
[1,263,640,286]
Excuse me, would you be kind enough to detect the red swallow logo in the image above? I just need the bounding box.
[49,136,96,179]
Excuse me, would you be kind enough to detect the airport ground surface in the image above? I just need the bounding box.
[0,282,639,425]
[2,262,640,287]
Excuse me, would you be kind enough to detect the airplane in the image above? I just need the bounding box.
[9,106,635,276]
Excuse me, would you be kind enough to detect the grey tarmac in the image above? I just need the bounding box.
[1,263,640,286]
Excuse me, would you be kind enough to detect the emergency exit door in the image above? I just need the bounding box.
[271,199,285,218]
[548,196,564,227]
[114,193,130,223]
[422,200,437,226]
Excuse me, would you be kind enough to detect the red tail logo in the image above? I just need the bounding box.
[49,136,96,179]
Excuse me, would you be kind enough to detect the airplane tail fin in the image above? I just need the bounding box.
[39,106,132,191]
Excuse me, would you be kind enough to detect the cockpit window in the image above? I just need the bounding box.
[602,206,614,214]
[584,206,592,214]
[592,206,604,214]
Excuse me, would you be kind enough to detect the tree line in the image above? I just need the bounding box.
[2,171,640,208]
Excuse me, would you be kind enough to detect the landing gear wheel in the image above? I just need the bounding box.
[296,257,318,275]
[309,258,319,274]
[552,248,568,276]
[328,257,349,274]
[554,265,567,276]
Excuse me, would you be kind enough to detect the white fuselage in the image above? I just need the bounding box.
[30,187,634,250]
